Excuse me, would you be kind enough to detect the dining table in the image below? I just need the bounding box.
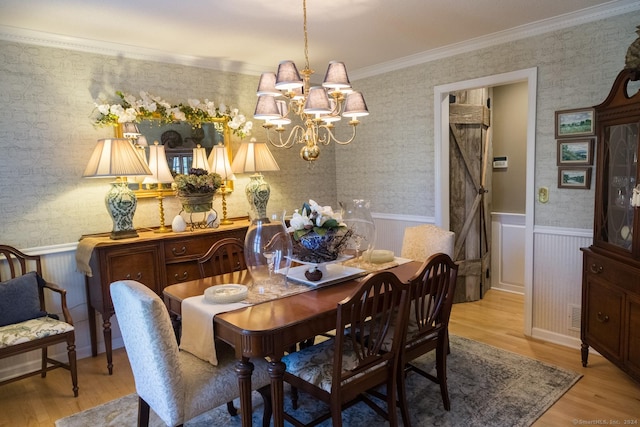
[163,260,421,427]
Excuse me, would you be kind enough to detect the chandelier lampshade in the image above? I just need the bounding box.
[254,0,368,163]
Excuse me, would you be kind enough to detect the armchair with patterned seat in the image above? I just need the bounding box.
[0,244,78,397]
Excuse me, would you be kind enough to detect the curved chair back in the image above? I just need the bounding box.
[110,280,184,425]
[399,252,458,416]
[407,253,458,347]
[334,270,409,404]
[400,224,455,260]
[197,238,246,278]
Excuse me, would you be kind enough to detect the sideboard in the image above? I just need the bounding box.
[80,221,249,374]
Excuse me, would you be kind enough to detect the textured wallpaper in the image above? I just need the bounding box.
[0,44,336,248]
[336,10,640,228]
[0,10,638,249]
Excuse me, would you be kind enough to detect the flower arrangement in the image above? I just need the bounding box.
[172,168,222,196]
[93,91,253,138]
[287,200,352,263]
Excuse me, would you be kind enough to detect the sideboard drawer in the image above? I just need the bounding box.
[164,236,219,261]
[166,261,200,285]
[585,279,624,359]
[164,227,247,261]
[584,251,637,293]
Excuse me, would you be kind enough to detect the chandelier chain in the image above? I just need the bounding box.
[303,0,310,71]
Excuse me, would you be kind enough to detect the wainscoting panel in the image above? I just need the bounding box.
[371,213,432,255]
[491,213,525,294]
[531,227,592,345]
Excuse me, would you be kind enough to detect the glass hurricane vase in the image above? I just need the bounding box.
[244,212,292,293]
[341,199,376,265]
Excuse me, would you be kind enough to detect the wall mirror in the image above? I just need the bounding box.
[117,118,233,198]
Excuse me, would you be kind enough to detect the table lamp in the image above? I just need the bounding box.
[83,138,152,239]
[208,144,236,225]
[192,144,210,172]
[230,138,280,221]
[143,141,175,233]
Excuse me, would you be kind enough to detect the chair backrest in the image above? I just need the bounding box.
[406,253,458,353]
[0,245,46,311]
[400,224,455,261]
[197,238,246,278]
[333,270,409,398]
[0,245,42,281]
[110,280,185,426]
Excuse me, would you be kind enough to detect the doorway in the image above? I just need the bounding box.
[433,68,537,335]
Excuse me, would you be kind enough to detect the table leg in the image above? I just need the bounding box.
[268,359,286,427]
[235,358,255,427]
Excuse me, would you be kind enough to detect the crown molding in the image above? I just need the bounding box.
[0,0,637,79]
[350,0,640,80]
[0,25,266,76]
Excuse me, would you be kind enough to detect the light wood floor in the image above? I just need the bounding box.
[1,289,638,426]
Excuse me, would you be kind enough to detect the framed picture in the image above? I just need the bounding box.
[555,108,595,138]
[558,167,592,189]
[557,138,594,166]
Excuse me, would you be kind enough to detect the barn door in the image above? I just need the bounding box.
[449,89,492,302]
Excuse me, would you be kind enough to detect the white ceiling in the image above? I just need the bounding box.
[0,0,636,78]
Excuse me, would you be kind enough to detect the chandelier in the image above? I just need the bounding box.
[253,0,369,162]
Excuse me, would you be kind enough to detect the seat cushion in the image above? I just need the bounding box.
[0,272,47,327]
[0,316,74,348]
[181,340,272,421]
[282,338,361,393]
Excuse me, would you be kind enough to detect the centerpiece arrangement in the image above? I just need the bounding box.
[287,200,353,275]
[172,168,222,229]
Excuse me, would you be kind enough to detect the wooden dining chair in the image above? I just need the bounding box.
[0,245,78,397]
[195,237,250,418]
[397,253,458,422]
[281,270,410,427]
[110,280,272,427]
[197,237,246,278]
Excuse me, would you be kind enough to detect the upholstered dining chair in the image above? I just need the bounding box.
[110,280,272,427]
[197,237,247,278]
[395,253,458,424]
[0,244,78,397]
[400,224,455,260]
[281,270,410,427]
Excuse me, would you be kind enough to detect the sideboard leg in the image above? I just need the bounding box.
[581,342,589,367]
[102,315,113,375]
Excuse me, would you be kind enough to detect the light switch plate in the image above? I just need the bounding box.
[538,187,549,203]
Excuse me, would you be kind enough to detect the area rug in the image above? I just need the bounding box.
[55,335,581,427]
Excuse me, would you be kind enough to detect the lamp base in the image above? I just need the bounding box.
[246,173,271,221]
[106,181,139,240]
[110,229,139,240]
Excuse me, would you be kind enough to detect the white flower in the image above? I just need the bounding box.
[96,103,110,115]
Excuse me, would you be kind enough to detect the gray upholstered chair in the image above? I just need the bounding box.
[110,280,272,427]
[281,271,410,427]
[400,224,455,260]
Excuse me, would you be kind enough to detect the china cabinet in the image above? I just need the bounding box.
[581,68,640,382]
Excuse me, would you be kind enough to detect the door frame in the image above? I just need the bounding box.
[433,67,537,335]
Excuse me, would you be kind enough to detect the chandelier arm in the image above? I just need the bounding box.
[319,124,358,145]
[265,124,306,148]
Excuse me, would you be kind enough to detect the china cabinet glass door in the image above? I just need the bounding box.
[603,123,638,251]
